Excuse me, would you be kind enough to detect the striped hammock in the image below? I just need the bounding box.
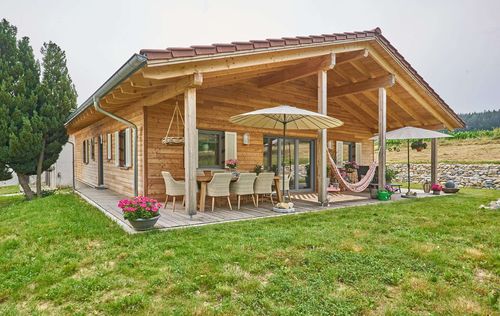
[327,151,378,193]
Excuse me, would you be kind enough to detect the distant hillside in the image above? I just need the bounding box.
[458,109,500,130]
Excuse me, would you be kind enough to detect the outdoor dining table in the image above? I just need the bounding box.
[195,174,283,211]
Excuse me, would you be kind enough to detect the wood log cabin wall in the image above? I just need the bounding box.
[66,29,464,203]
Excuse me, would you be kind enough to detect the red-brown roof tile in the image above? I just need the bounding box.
[137,27,464,127]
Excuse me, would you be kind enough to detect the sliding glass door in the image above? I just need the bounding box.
[263,136,315,191]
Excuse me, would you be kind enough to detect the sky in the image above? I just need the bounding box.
[1,0,499,114]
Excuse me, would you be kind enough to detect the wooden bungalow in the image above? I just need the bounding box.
[65,27,464,215]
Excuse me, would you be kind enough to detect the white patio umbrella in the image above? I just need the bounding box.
[371,126,452,196]
[230,105,343,201]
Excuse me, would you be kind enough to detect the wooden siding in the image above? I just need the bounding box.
[73,107,145,197]
[145,93,374,199]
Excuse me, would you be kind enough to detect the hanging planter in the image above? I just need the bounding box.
[410,140,427,152]
[161,102,185,145]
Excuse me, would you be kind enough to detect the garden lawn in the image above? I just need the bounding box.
[0,185,19,195]
[0,190,499,315]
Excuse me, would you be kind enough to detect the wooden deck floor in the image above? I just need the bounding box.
[75,181,441,233]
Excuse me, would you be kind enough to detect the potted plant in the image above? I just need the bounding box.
[118,196,161,231]
[385,168,398,183]
[344,161,359,173]
[253,164,264,175]
[443,180,460,193]
[431,183,442,195]
[384,184,398,199]
[225,159,238,174]
[411,140,427,152]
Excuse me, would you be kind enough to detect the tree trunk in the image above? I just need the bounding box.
[18,173,35,200]
[36,139,46,198]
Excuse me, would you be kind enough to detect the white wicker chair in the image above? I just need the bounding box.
[230,173,257,210]
[253,172,275,207]
[206,173,233,211]
[210,170,227,175]
[161,171,185,212]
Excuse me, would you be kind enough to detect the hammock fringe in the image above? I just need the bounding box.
[327,151,378,193]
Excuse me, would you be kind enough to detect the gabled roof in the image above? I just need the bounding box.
[140,29,380,60]
[139,27,463,128]
[66,28,465,129]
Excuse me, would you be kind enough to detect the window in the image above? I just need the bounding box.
[198,130,224,168]
[118,130,126,167]
[90,138,95,161]
[82,140,88,164]
[343,142,355,163]
[335,141,362,165]
[107,133,112,160]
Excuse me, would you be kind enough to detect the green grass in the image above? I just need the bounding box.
[0,185,19,195]
[0,190,499,315]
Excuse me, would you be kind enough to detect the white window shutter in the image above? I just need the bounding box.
[355,142,362,165]
[224,132,237,161]
[335,141,343,166]
[114,131,120,167]
[125,128,132,167]
[107,133,112,160]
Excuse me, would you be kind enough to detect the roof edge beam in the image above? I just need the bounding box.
[328,74,395,98]
[130,73,203,108]
[368,46,456,130]
[335,49,369,65]
[257,53,335,88]
[141,44,368,80]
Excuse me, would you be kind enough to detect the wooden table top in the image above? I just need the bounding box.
[178,174,281,182]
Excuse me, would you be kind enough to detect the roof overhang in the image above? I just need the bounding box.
[66,28,465,131]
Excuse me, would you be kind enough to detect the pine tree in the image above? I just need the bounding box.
[0,19,41,199]
[35,42,77,196]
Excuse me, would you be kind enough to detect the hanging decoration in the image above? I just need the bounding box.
[161,102,185,145]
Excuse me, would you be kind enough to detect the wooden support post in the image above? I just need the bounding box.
[184,88,197,216]
[431,139,438,184]
[317,69,328,205]
[378,87,387,189]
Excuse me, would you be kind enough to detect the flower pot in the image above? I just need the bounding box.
[416,148,423,152]
[432,190,441,195]
[443,188,459,194]
[272,206,296,213]
[369,187,378,199]
[128,215,160,231]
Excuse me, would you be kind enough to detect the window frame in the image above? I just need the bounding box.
[82,140,88,164]
[118,129,127,168]
[90,137,95,161]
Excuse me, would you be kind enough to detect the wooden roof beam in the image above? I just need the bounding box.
[257,53,335,88]
[367,47,456,130]
[333,99,378,130]
[130,73,203,107]
[335,49,369,65]
[142,44,368,80]
[386,89,427,122]
[328,74,395,98]
[362,91,405,127]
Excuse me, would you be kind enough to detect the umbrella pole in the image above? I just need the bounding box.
[407,139,411,194]
[282,118,287,203]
